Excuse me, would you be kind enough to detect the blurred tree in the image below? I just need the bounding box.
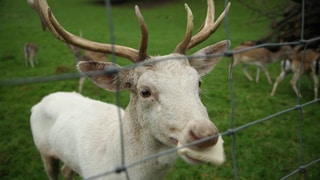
[239,0,320,50]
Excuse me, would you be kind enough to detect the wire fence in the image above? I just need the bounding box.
[1,0,319,179]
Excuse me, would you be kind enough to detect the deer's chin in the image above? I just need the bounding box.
[173,139,203,164]
[180,154,203,165]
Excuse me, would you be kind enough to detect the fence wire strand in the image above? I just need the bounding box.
[1,0,319,179]
[103,0,130,179]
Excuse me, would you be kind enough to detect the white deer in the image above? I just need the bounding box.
[24,42,39,67]
[271,49,319,99]
[29,0,230,179]
[232,45,293,84]
[67,44,108,93]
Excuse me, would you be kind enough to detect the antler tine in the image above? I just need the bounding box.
[135,5,149,61]
[28,0,63,40]
[174,4,194,54]
[187,0,231,50]
[31,0,146,63]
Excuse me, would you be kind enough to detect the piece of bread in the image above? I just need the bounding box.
[177,136,225,165]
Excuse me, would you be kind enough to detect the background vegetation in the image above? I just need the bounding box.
[0,0,319,179]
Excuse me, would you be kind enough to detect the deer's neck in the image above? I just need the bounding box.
[123,96,166,151]
[121,95,177,179]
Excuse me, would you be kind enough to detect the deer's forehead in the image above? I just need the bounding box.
[137,61,200,89]
[149,54,194,74]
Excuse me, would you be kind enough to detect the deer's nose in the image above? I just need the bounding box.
[189,123,219,148]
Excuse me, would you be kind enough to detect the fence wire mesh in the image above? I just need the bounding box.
[0,0,319,179]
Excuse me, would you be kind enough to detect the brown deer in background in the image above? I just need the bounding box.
[232,45,293,84]
[67,44,108,93]
[271,49,319,99]
[24,42,38,67]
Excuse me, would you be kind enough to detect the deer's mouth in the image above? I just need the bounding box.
[181,154,203,164]
[170,137,203,164]
[177,136,226,165]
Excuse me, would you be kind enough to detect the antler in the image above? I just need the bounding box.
[174,0,231,54]
[29,0,149,63]
[29,0,230,60]
[135,5,149,61]
[174,4,194,54]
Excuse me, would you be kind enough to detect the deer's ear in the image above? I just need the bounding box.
[77,61,132,92]
[188,40,230,76]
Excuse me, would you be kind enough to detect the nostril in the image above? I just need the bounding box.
[170,137,178,146]
[189,129,200,141]
[189,128,219,148]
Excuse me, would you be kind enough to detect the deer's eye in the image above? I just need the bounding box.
[139,88,152,98]
[198,81,202,87]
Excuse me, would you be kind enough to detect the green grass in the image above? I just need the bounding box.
[0,0,319,179]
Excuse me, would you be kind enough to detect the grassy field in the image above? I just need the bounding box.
[0,0,319,179]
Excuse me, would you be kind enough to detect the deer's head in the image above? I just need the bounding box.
[31,0,230,164]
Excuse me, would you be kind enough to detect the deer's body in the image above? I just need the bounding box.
[84,50,108,62]
[68,44,108,63]
[271,50,319,99]
[24,42,38,67]
[233,45,292,84]
[31,91,175,179]
[29,0,230,179]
